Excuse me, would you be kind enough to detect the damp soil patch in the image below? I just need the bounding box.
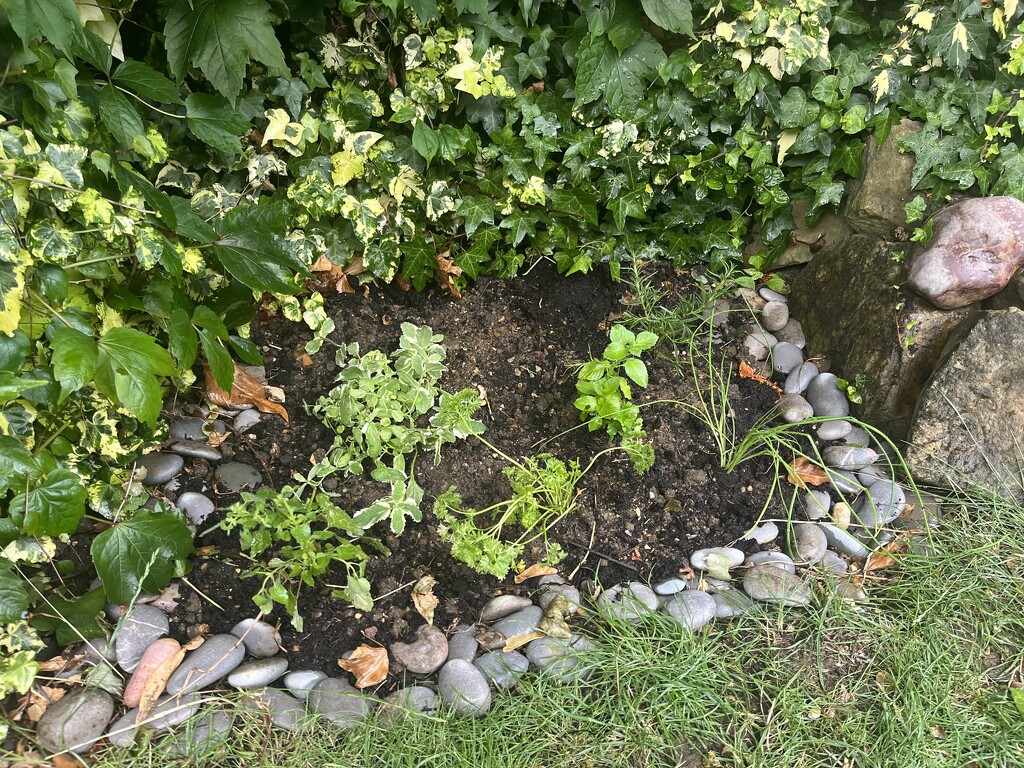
[171,262,784,675]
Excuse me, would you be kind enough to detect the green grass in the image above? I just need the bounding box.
[72,478,1024,768]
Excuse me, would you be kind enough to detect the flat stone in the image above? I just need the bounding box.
[713,589,759,618]
[537,574,569,586]
[437,659,491,716]
[806,373,850,418]
[771,342,804,375]
[820,523,871,559]
[215,462,262,492]
[391,624,449,675]
[165,708,234,756]
[379,686,437,725]
[818,550,848,574]
[480,594,534,623]
[827,468,867,496]
[857,465,889,486]
[775,318,806,349]
[123,638,180,708]
[106,692,200,748]
[853,479,906,530]
[778,393,814,422]
[759,287,788,303]
[308,678,374,729]
[790,523,828,564]
[823,446,880,470]
[446,626,478,663]
[817,419,853,441]
[762,301,790,332]
[662,590,716,631]
[745,551,796,574]
[37,687,114,754]
[116,605,170,673]
[490,606,543,638]
[784,362,818,395]
[525,636,583,680]
[595,582,660,622]
[537,583,581,613]
[653,578,690,596]
[474,650,529,689]
[169,440,222,462]
[239,688,305,731]
[169,417,209,441]
[232,409,262,432]
[228,657,289,689]
[165,634,246,695]
[137,453,184,486]
[743,565,812,607]
[230,618,281,658]
[742,330,778,360]
[843,426,871,447]
[177,491,215,526]
[284,669,328,700]
[803,489,832,520]
[743,521,779,545]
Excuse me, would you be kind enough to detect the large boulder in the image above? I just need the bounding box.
[843,118,923,237]
[789,234,978,439]
[907,196,1024,309]
[906,308,1024,502]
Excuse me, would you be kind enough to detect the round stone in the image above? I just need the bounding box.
[653,578,689,596]
[743,330,778,361]
[230,619,281,658]
[165,634,246,695]
[806,373,850,418]
[857,465,889,486]
[215,462,262,492]
[123,638,180,708]
[490,606,543,638]
[853,479,907,530]
[742,565,812,607]
[169,440,222,462]
[308,678,375,729]
[537,582,581,613]
[137,453,184,486]
[802,489,831,520]
[284,669,327,701]
[690,547,745,570]
[525,637,578,675]
[228,657,289,689]
[380,686,437,725]
[818,550,848,574]
[437,659,491,716]
[36,687,114,754]
[771,342,804,375]
[595,582,660,622]
[843,426,872,447]
[784,362,819,395]
[761,301,790,332]
[819,522,871,559]
[758,287,788,303]
[743,521,779,545]
[177,491,215,526]
[745,551,796,574]
[790,523,828,564]
[778,393,814,423]
[662,590,716,631]
[474,650,529,689]
[823,446,880,470]
[446,626,478,663]
[713,589,759,618]
[115,605,170,673]
[169,417,210,441]
[775,318,806,349]
[828,468,867,495]
[816,419,853,441]
[232,409,263,432]
[480,595,534,624]
[239,688,305,731]
[166,708,235,756]
[391,624,449,675]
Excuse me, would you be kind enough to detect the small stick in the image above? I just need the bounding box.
[562,538,641,572]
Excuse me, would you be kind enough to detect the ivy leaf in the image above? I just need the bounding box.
[0,563,29,624]
[185,93,251,154]
[5,0,81,53]
[927,14,988,74]
[456,195,496,237]
[400,237,437,292]
[10,469,87,537]
[91,510,195,606]
[99,85,145,147]
[412,121,440,165]
[113,61,184,105]
[899,125,960,188]
[575,33,666,117]
[164,0,288,99]
[640,0,694,38]
[550,189,599,226]
[50,327,98,395]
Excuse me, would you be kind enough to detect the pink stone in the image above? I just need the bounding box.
[907,196,1024,309]
[122,637,181,709]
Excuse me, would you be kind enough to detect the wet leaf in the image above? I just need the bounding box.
[739,360,781,393]
[338,644,389,688]
[137,636,201,720]
[204,362,289,422]
[786,457,830,489]
[503,630,545,652]
[539,595,572,639]
[411,575,438,625]
[514,564,558,584]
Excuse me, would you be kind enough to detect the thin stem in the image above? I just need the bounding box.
[114,84,186,119]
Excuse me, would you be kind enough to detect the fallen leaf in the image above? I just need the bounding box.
[53,753,91,768]
[436,251,462,298]
[786,457,830,489]
[739,360,782,393]
[296,352,314,367]
[539,595,572,639]
[473,628,506,650]
[865,535,911,572]
[311,255,366,294]
[503,631,545,652]
[204,363,289,422]
[514,564,558,584]
[37,654,86,674]
[137,636,203,720]
[411,575,439,625]
[338,644,389,688]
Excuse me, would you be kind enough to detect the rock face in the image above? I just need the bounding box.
[790,233,978,438]
[843,118,923,236]
[907,308,1024,501]
[907,197,1024,309]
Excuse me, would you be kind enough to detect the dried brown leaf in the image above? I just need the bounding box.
[204,363,289,422]
[311,255,366,294]
[436,251,462,298]
[37,654,86,673]
[514,564,558,584]
[786,457,830,489]
[338,644,389,689]
[864,535,911,572]
[53,753,92,768]
[502,631,545,653]
[137,636,202,720]
[411,575,439,625]
[739,360,782,393]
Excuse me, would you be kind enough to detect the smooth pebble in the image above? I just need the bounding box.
[480,595,534,624]
[215,462,262,492]
[784,361,818,394]
[176,491,215,526]
[115,605,170,673]
[771,342,804,374]
[231,619,281,658]
[779,393,814,423]
[284,669,328,700]
[36,687,114,754]
[743,566,812,607]
[745,551,797,574]
[308,678,375,729]
[662,590,717,630]
[228,657,289,689]
[474,650,529,689]
[437,659,491,716]
[761,301,790,331]
[165,634,246,695]
[137,453,184,486]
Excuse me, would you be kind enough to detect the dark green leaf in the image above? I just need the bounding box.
[34,264,68,303]
[192,305,228,338]
[575,33,666,117]
[98,327,175,377]
[185,93,251,154]
[5,0,81,53]
[0,331,30,373]
[11,468,87,537]
[167,308,198,369]
[607,3,643,53]
[407,0,438,20]
[456,195,495,237]
[112,369,164,427]
[412,121,440,164]
[229,335,262,366]
[198,327,233,390]
[91,510,195,605]
[112,162,178,228]
[31,588,106,645]
[50,327,98,395]
[640,0,693,37]
[113,61,184,105]
[550,189,599,226]
[99,84,145,147]
[400,237,436,291]
[0,564,29,623]
[213,226,298,294]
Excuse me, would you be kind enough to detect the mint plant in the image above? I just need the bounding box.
[574,325,658,473]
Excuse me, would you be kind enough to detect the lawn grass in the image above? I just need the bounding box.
[78,477,1024,768]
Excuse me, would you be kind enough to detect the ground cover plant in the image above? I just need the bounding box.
[2,0,1024,752]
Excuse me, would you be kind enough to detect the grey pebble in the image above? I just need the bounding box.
[106,692,200,748]
[165,634,246,695]
[806,373,850,418]
[818,550,848,574]
[538,574,569,586]
[758,287,788,303]
[391,624,449,675]
[803,489,832,520]
[525,637,583,681]
[784,362,819,394]
[437,659,491,716]
[743,565,812,607]
[817,419,853,441]
[713,589,759,618]
[137,453,184,486]
[743,330,778,360]
[116,605,169,673]
[380,686,437,725]
[595,582,660,622]
[474,650,529,689]
[820,522,871,559]
[308,678,375,729]
[232,409,263,432]
[790,523,828,564]
[745,551,797,574]
[690,547,745,571]
[170,440,222,462]
[761,301,790,331]
[36,687,114,754]
[537,583,581,613]
[829,580,868,602]
[662,590,717,631]
[77,636,117,665]
[743,521,779,545]
[284,669,328,701]
[778,393,814,423]
[823,446,879,470]
[853,479,906,530]
[230,619,281,658]
[857,465,889,486]
[828,468,867,496]
[177,491,215,526]
[775,318,806,349]
[771,342,804,375]
[238,688,305,731]
[228,657,288,689]
[215,462,262,492]
[165,708,234,757]
[446,626,478,663]
[491,606,543,638]
[843,426,872,447]
[653,578,690,596]
[169,417,208,441]
[480,595,534,624]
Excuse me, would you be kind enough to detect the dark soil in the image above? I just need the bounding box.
[163,262,785,674]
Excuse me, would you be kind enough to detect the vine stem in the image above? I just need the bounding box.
[113,84,187,119]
